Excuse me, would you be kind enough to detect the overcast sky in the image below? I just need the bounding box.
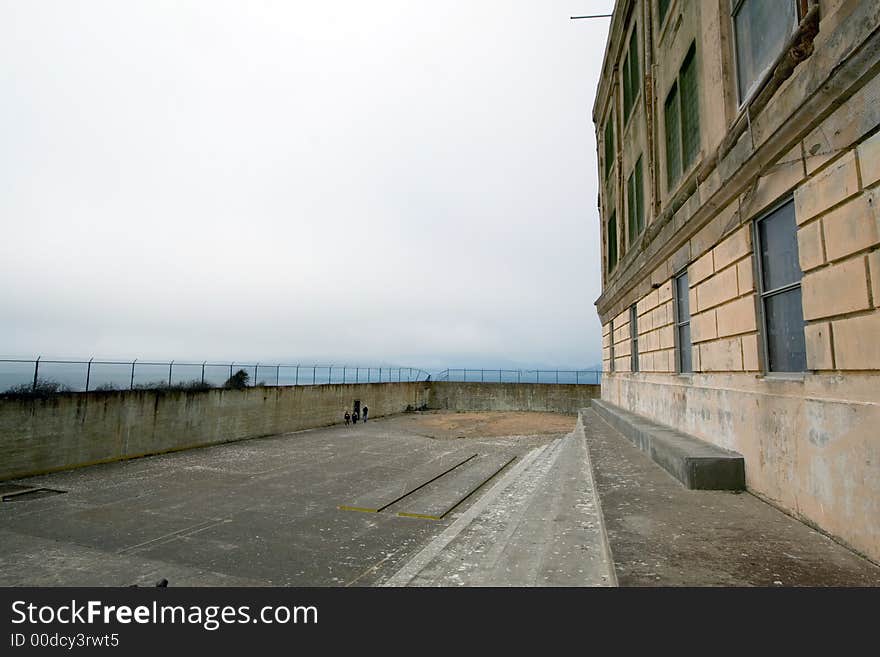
[0,1,614,370]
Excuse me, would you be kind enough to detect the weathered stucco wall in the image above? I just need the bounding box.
[0,382,599,482]
[428,382,600,414]
[601,372,880,562]
[0,383,430,481]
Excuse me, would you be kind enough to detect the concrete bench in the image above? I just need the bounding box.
[590,399,745,491]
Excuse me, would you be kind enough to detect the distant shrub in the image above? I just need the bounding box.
[224,369,250,389]
[3,378,72,398]
[93,383,119,392]
[132,379,214,392]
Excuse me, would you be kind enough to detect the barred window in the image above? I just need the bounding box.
[664,43,700,191]
[659,0,672,25]
[675,271,692,373]
[732,0,798,102]
[604,117,615,180]
[755,200,806,372]
[630,304,639,372]
[622,23,640,123]
[607,211,618,274]
[627,156,644,244]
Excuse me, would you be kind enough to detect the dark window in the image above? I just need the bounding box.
[630,305,639,372]
[604,117,615,180]
[607,211,618,274]
[732,0,797,102]
[755,200,806,372]
[680,47,700,168]
[659,0,672,25]
[675,271,692,373]
[623,23,640,122]
[664,83,681,190]
[664,44,700,191]
[627,156,645,245]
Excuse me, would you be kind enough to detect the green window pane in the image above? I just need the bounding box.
[665,83,681,190]
[604,118,615,179]
[680,45,700,168]
[608,212,618,273]
[659,0,671,24]
[635,157,644,234]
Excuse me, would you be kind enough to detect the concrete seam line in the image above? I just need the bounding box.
[577,409,619,587]
[381,442,553,587]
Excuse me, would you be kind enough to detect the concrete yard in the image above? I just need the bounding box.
[1,410,878,587]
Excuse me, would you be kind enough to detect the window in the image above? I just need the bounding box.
[675,271,692,373]
[604,117,615,180]
[627,156,644,245]
[622,24,640,122]
[755,200,806,372]
[659,0,672,25]
[630,305,639,372]
[664,44,700,191]
[732,0,798,102]
[607,211,618,274]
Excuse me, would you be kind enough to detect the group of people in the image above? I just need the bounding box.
[344,405,368,425]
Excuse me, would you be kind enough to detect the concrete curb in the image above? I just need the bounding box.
[576,410,618,587]
[591,399,745,490]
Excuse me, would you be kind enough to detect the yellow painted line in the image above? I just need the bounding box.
[337,505,379,513]
[397,512,442,520]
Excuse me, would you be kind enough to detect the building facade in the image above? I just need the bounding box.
[593,0,880,562]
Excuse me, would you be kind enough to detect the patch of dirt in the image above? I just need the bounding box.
[383,410,576,440]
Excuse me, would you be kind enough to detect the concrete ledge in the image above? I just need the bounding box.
[589,399,745,490]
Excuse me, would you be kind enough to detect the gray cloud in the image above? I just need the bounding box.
[0,0,613,368]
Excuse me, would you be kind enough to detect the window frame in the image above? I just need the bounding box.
[607,210,618,274]
[622,21,640,126]
[674,270,693,374]
[627,156,645,246]
[752,197,807,374]
[664,43,700,194]
[730,0,800,107]
[604,115,615,181]
[630,304,640,372]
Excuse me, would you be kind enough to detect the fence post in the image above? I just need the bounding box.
[556,370,559,384]
[85,357,93,392]
[32,356,40,392]
[313,366,316,385]
[295,365,299,386]
[379,368,382,383]
[130,359,137,390]
[576,370,580,384]
[230,363,234,382]
[329,366,333,385]
[276,364,280,387]
[201,361,206,385]
[254,363,259,387]
[169,360,174,386]
[499,369,502,383]
[517,369,521,384]
[343,367,346,384]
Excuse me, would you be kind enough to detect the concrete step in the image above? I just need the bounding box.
[383,419,616,587]
[339,452,477,512]
[388,453,516,520]
[590,399,745,490]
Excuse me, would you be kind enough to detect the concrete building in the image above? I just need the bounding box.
[593,0,880,562]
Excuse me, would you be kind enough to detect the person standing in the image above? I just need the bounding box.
[344,410,350,425]
[352,409,359,424]
[362,406,369,422]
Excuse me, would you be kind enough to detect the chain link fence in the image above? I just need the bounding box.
[434,368,602,385]
[0,358,432,393]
